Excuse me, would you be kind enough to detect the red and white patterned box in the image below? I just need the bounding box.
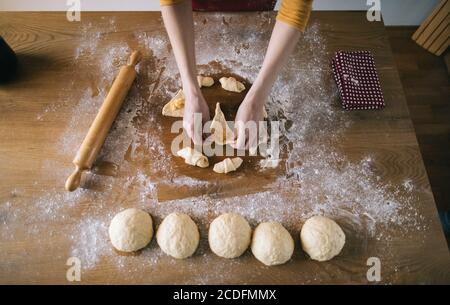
[332,51,385,110]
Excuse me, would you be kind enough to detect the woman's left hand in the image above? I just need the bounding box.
[233,21,302,150]
[233,91,266,150]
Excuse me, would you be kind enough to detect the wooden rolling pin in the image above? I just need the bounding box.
[65,50,142,192]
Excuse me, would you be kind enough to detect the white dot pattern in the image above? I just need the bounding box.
[332,50,385,110]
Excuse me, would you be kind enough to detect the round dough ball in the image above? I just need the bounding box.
[300,215,345,262]
[156,212,199,259]
[209,213,252,258]
[108,208,153,252]
[251,222,294,266]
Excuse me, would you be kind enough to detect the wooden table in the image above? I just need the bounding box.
[0,12,449,284]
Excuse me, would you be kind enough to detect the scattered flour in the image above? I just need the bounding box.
[1,13,429,282]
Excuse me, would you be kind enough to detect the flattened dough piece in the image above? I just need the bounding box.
[219,77,245,93]
[177,147,209,168]
[162,89,185,117]
[210,103,235,145]
[197,75,214,88]
[213,157,243,174]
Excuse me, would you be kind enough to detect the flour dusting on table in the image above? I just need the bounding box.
[1,14,428,283]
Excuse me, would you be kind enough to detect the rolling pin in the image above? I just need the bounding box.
[65,50,142,192]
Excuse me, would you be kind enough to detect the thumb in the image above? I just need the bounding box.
[232,122,247,150]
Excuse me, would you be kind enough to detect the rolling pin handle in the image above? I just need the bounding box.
[128,51,142,67]
[65,166,83,192]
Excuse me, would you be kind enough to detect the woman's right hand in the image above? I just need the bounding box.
[161,1,209,144]
[183,88,210,145]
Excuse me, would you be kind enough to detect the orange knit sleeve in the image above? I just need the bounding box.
[160,0,184,6]
[276,0,314,32]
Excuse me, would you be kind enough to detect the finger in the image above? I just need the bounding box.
[248,128,258,155]
[257,122,268,156]
[259,122,268,144]
[231,125,238,149]
[245,128,251,150]
[183,120,198,146]
[234,124,247,150]
[203,120,211,140]
[192,128,202,146]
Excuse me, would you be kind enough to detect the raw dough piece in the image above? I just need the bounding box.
[108,208,153,252]
[208,213,252,258]
[213,157,243,174]
[210,103,234,145]
[156,212,200,259]
[177,147,209,168]
[219,76,245,93]
[300,215,345,262]
[251,222,294,266]
[162,89,185,117]
[197,75,214,88]
[162,75,214,117]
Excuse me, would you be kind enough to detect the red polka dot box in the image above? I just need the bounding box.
[332,51,385,110]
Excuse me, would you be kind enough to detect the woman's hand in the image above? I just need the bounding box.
[161,1,209,144]
[183,88,210,145]
[233,21,301,151]
[233,90,266,150]
[161,0,302,149]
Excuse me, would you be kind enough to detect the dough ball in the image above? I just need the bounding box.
[209,213,252,258]
[156,212,200,259]
[300,215,345,262]
[108,208,153,252]
[251,222,294,266]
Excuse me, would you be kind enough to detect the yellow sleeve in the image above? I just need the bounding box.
[277,0,313,32]
[160,0,184,6]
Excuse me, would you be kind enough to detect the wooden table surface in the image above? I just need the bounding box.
[0,12,449,284]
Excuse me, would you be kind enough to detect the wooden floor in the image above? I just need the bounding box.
[387,27,450,245]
